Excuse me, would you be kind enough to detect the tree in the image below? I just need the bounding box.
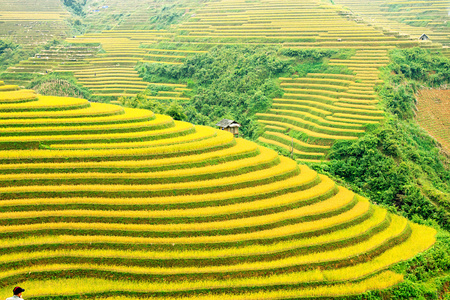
[165,102,187,121]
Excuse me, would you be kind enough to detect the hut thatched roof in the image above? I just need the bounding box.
[215,119,241,128]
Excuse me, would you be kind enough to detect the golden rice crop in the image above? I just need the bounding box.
[0,107,154,127]
[157,91,182,95]
[0,235,412,292]
[334,102,379,110]
[0,90,37,103]
[338,92,378,99]
[280,83,349,92]
[325,116,380,124]
[0,96,89,111]
[0,102,124,119]
[273,100,336,112]
[146,96,190,100]
[0,178,338,229]
[0,166,316,209]
[275,101,383,116]
[0,85,18,91]
[0,9,437,298]
[74,68,140,73]
[325,223,436,281]
[0,198,368,244]
[258,136,326,157]
[259,131,329,151]
[266,109,365,131]
[0,115,173,135]
[280,77,354,85]
[0,129,235,161]
[0,136,252,172]
[64,271,401,299]
[257,116,359,140]
[0,270,402,299]
[0,120,190,143]
[51,125,217,149]
[283,87,342,98]
[80,81,149,87]
[144,54,186,59]
[76,75,141,80]
[334,112,384,121]
[0,146,277,184]
[0,212,404,276]
[0,155,297,195]
[147,83,188,87]
[145,49,208,53]
[0,205,387,263]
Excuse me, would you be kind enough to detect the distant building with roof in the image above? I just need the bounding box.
[216,119,241,137]
[419,33,430,41]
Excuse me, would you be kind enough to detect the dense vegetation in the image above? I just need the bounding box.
[148,5,186,29]
[307,49,450,298]
[314,48,450,227]
[61,0,87,16]
[28,73,93,99]
[0,39,62,83]
[135,46,351,139]
[380,47,450,120]
[0,40,31,72]
[320,117,449,223]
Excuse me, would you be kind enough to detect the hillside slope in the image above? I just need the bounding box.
[0,82,437,299]
[416,89,450,152]
[0,0,70,49]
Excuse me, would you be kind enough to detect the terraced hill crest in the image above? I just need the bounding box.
[6,0,448,164]
[0,82,437,299]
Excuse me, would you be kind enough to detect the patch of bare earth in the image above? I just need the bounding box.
[416,89,450,152]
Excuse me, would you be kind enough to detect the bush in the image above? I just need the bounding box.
[378,47,450,119]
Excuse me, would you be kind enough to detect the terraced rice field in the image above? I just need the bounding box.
[82,0,160,32]
[169,0,433,162]
[176,0,421,48]
[257,49,387,162]
[2,0,448,162]
[0,0,192,94]
[0,82,437,299]
[0,0,69,48]
[416,89,450,152]
[61,31,195,98]
[2,45,99,86]
[332,0,450,49]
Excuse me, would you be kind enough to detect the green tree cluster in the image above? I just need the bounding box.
[135,46,358,139]
[28,73,93,100]
[138,46,358,139]
[138,45,294,138]
[148,5,185,30]
[379,47,450,119]
[322,119,449,228]
[62,0,87,16]
[118,93,186,121]
[0,40,30,72]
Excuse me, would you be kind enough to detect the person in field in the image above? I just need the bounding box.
[6,287,25,300]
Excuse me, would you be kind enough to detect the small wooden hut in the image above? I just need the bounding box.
[419,33,430,41]
[216,119,241,137]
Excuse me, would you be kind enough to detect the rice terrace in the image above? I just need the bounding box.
[0,0,449,299]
